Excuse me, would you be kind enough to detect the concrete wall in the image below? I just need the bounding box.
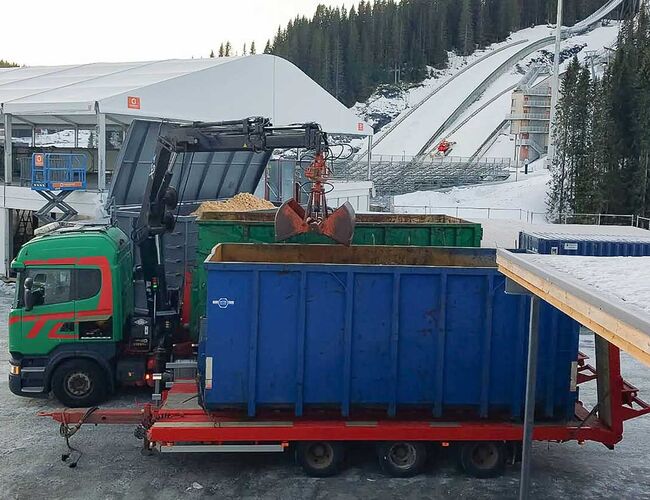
[328,180,374,212]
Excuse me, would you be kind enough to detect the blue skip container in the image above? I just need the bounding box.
[519,230,650,256]
[200,244,578,420]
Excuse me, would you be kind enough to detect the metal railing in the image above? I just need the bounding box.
[392,205,650,229]
[523,99,551,108]
[31,153,87,191]
[518,125,550,134]
[393,204,546,223]
[519,138,547,155]
[507,113,550,121]
[524,87,552,97]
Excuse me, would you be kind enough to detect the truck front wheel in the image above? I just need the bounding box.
[51,359,108,407]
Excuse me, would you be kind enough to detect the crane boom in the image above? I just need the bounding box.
[131,117,347,369]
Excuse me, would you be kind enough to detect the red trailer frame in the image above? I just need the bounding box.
[41,343,649,475]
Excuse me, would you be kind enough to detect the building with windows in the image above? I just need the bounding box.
[508,80,552,163]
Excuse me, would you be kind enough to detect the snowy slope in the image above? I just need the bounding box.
[365,20,619,159]
[440,23,620,159]
[371,25,553,156]
[394,164,550,216]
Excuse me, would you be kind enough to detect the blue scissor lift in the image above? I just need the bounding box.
[31,153,87,224]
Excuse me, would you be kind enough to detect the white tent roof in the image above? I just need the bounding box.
[0,56,372,136]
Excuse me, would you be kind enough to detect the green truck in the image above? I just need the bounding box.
[8,118,482,407]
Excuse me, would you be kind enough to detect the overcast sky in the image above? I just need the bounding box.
[3,0,350,66]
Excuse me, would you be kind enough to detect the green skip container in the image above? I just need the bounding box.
[189,211,482,334]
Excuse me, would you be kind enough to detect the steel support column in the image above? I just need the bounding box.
[97,112,107,191]
[4,113,13,184]
[367,136,373,181]
[519,295,540,500]
[0,209,12,277]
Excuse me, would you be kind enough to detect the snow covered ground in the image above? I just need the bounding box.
[394,161,550,219]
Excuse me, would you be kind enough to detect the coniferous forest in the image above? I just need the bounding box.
[548,10,650,219]
[260,0,606,106]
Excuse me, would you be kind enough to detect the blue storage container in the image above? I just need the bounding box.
[519,231,650,256]
[200,244,579,420]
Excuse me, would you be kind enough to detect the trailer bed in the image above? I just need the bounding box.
[40,345,649,477]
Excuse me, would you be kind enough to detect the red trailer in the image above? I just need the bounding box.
[41,343,649,478]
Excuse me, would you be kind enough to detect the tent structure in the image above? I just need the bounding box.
[1,55,372,190]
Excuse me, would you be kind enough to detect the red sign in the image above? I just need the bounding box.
[127,96,141,109]
[34,154,44,167]
[357,122,365,132]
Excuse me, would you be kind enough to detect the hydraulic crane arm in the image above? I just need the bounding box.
[131,117,350,365]
[133,117,326,245]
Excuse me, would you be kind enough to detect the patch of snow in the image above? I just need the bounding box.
[0,281,15,297]
[394,164,550,219]
[524,254,650,316]
[486,133,517,160]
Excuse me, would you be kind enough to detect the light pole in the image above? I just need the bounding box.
[546,0,564,170]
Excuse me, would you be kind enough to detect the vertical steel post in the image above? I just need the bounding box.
[4,113,13,184]
[97,112,107,191]
[367,136,373,181]
[519,295,540,500]
[547,0,564,169]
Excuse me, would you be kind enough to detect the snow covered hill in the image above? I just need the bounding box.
[355,22,620,160]
[393,160,550,220]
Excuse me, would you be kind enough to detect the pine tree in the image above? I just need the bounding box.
[250,41,257,55]
[242,43,247,56]
[458,0,475,56]
[548,58,580,220]
[209,49,215,58]
[264,40,272,54]
[218,44,225,57]
[225,41,232,57]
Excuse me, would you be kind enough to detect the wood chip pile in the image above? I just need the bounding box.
[193,193,275,217]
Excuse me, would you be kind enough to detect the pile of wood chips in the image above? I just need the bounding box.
[192,193,275,217]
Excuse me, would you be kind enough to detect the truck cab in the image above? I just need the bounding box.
[8,224,133,406]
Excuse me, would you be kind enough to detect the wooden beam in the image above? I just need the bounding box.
[497,254,650,367]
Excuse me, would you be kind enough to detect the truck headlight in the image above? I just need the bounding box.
[10,365,20,375]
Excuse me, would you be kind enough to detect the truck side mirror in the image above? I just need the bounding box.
[24,277,35,311]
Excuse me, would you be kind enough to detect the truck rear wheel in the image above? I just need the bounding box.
[459,441,506,478]
[377,441,428,477]
[51,359,108,407]
[296,441,345,477]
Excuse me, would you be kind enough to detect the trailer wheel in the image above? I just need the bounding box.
[377,441,428,477]
[296,441,345,477]
[459,441,506,478]
[51,359,107,407]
